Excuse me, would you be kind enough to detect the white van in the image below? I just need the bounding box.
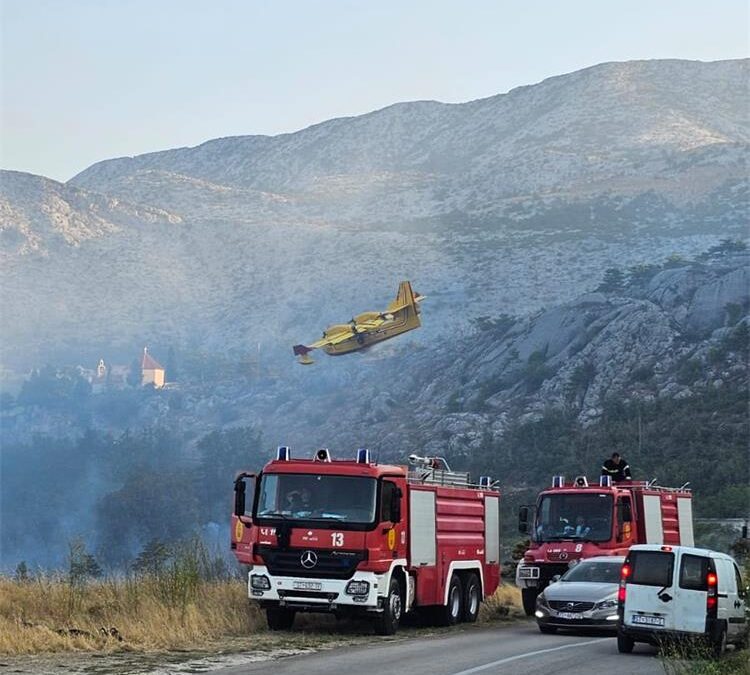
[617,544,748,656]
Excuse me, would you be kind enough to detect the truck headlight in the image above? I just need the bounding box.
[345,580,370,596]
[250,574,271,590]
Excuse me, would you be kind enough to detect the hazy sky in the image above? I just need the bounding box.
[2,0,748,182]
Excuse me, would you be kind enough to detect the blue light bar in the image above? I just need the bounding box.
[356,448,371,464]
[552,475,565,488]
[599,475,612,487]
[276,446,290,461]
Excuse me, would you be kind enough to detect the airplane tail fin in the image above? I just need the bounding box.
[388,281,418,312]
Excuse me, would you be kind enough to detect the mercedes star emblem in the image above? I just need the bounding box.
[300,550,318,569]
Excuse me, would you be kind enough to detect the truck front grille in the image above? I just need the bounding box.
[257,546,366,579]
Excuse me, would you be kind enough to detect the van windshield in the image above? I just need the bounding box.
[630,551,675,587]
[534,493,613,542]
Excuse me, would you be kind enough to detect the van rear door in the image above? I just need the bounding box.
[674,552,710,633]
[624,549,676,631]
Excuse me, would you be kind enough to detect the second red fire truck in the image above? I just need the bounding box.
[231,447,501,634]
[515,474,694,615]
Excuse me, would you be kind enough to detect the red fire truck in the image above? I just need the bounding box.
[231,447,501,634]
[515,474,694,615]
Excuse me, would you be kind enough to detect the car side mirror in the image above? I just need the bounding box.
[551,574,561,583]
[234,472,256,519]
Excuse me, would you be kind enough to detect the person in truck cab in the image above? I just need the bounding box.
[286,488,312,513]
[564,515,591,537]
[601,452,632,481]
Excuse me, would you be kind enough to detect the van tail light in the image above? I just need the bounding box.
[706,564,718,618]
[618,559,630,605]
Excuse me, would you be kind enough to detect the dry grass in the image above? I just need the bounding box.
[0,576,525,656]
[479,583,524,622]
[0,576,263,655]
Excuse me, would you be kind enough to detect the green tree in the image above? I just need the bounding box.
[597,268,625,293]
[132,538,171,576]
[68,538,102,585]
[14,560,30,582]
[127,357,141,387]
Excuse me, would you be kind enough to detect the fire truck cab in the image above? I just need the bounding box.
[231,447,501,635]
[516,474,693,616]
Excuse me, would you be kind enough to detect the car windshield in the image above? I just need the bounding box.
[534,493,613,542]
[255,473,377,525]
[560,560,623,583]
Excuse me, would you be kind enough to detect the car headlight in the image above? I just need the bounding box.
[595,598,618,609]
[536,593,549,608]
[345,580,370,596]
[250,574,271,590]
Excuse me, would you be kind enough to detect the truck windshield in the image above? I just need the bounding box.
[534,493,613,542]
[255,473,377,526]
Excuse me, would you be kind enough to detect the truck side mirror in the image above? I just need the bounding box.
[518,506,530,535]
[234,472,256,518]
[391,487,402,523]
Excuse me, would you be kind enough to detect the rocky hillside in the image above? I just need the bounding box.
[1,59,747,373]
[70,59,748,232]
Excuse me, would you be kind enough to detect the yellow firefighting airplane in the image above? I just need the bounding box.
[293,281,425,364]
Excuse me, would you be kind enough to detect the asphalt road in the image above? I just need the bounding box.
[215,622,664,675]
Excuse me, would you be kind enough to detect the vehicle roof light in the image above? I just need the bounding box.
[276,446,291,461]
[356,448,370,464]
[660,546,673,552]
[599,475,612,487]
[315,448,332,462]
[552,475,565,488]
[574,475,589,488]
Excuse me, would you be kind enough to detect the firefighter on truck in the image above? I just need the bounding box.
[515,466,694,616]
[231,447,502,635]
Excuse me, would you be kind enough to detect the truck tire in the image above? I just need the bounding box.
[436,575,463,626]
[374,576,402,635]
[266,607,295,631]
[521,587,538,616]
[462,573,481,623]
[617,629,635,654]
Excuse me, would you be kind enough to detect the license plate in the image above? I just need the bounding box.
[292,581,322,591]
[558,612,583,620]
[632,614,665,627]
[519,567,539,579]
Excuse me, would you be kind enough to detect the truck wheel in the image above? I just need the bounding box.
[462,573,481,623]
[374,577,402,635]
[617,629,635,654]
[437,575,463,626]
[521,587,538,616]
[266,607,295,631]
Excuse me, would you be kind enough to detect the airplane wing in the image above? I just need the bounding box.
[293,325,356,363]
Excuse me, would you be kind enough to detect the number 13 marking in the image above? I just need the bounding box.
[331,532,344,547]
